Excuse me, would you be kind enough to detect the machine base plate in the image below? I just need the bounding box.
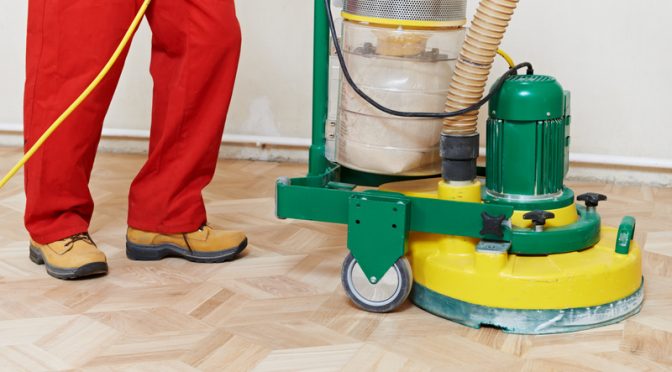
[411,281,644,334]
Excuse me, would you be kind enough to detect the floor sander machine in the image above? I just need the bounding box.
[276,0,644,334]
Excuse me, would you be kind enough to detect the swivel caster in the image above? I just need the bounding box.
[340,253,412,313]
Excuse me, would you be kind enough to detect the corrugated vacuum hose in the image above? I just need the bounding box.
[443,0,519,135]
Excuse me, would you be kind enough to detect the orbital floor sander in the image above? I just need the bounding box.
[276,0,643,334]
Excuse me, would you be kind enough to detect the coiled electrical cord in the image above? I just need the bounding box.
[324,0,533,119]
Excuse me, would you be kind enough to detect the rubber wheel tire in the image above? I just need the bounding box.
[341,253,412,313]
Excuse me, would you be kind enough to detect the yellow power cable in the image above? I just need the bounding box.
[0,0,152,189]
[497,49,516,68]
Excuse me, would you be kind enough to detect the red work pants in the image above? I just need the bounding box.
[24,0,242,244]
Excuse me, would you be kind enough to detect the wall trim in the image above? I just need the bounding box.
[1,122,671,171]
[0,123,311,148]
[476,147,672,170]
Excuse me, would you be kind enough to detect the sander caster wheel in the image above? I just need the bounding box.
[341,253,412,313]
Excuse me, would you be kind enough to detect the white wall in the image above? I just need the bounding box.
[0,1,26,126]
[481,0,672,161]
[0,1,671,172]
[0,0,314,139]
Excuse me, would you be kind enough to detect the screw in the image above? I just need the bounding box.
[546,112,551,117]
[370,276,377,283]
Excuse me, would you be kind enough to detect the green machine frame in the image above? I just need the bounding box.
[276,0,511,283]
[275,0,633,284]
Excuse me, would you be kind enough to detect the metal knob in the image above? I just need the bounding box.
[577,192,607,210]
[480,212,506,238]
[523,210,556,232]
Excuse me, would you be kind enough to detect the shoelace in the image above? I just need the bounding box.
[63,232,95,250]
[182,223,209,253]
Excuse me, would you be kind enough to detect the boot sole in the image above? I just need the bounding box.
[29,245,108,280]
[125,238,247,263]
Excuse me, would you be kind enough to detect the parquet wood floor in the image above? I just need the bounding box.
[0,147,671,371]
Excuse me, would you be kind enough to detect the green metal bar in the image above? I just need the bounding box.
[408,196,513,240]
[308,0,331,176]
[276,179,514,240]
[277,174,604,255]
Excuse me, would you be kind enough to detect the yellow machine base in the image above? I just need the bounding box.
[408,229,643,334]
[381,178,644,334]
[411,280,643,334]
[409,227,642,310]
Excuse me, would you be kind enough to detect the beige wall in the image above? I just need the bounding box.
[477,1,672,160]
[0,1,670,168]
[0,0,313,139]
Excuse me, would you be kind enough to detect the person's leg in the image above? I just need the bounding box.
[128,0,242,233]
[24,0,137,243]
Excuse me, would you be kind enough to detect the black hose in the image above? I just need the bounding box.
[325,0,534,119]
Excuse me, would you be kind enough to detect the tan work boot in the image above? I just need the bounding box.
[125,224,247,263]
[30,233,108,280]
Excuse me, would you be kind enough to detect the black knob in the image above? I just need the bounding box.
[523,210,556,227]
[480,212,506,238]
[577,193,607,208]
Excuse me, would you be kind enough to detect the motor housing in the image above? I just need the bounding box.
[484,75,573,210]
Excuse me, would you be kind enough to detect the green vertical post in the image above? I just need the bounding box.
[308,0,331,176]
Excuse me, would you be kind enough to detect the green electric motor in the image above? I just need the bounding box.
[484,75,574,211]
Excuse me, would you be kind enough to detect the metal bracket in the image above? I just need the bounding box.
[476,240,511,254]
[347,192,410,283]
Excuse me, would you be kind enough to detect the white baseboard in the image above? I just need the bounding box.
[1,124,670,186]
[0,124,309,163]
[566,163,672,187]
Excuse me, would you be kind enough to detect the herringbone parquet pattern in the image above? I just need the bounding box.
[0,147,671,371]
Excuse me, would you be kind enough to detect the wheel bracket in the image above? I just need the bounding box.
[347,191,410,283]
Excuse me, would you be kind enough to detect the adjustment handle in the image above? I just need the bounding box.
[523,210,556,227]
[480,212,506,238]
[577,192,607,208]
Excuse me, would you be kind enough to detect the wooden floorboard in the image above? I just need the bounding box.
[0,147,670,371]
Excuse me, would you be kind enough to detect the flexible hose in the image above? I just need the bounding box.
[0,0,152,189]
[443,0,518,135]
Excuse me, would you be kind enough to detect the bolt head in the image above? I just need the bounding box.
[370,276,377,283]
